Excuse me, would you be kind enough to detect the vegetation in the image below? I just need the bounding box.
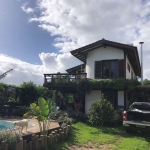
[0,130,21,150]
[143,79,150,85]
[0,81,55,106]
[57,112,73,127]
[88,94,115,126]
[24,97,55,135]
[50,122,150,150]
[19,81,39,105]
[76,79,93,95]
[76,78,140,95]
[67,108,87,123]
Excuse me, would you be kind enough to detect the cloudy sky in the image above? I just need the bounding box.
[0,0,150,85]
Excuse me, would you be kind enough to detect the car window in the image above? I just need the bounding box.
[132,104,150,111]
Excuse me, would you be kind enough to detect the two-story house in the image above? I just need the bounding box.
[43,38,141,114]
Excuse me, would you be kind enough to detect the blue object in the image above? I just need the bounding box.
[56,106,60,110]
[0,120,34,131]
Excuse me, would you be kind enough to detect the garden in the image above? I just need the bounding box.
[0,81,150,150]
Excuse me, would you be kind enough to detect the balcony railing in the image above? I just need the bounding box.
[43,73,87,86]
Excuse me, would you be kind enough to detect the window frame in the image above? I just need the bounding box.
[102,59,118,78]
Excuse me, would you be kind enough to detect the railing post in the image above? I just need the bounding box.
[75,74,77,82]
[44,74,46,84]
[52,75,53,83]
[60,74,62,82]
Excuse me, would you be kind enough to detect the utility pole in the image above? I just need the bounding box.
[139,42,144,86]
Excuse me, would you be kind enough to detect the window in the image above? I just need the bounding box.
[127,63,130,72]
[102,60,117,78]
[102,90,118,107]
[95,59,124,79]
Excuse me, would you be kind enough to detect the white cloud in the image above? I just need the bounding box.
[28,0,150,79]
[21,3,34,14]
[3,0,149,85]
[39,52,81,73]
[0,54,44,85]
[0,53,80,85]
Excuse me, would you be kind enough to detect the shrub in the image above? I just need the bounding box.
[0,130,21,150]
[67,108,87,123]
[57,112,73,127]
[88,94,115,126]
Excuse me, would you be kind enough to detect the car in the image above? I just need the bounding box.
[123,102,150,133]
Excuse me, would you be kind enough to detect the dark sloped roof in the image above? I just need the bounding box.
[70,38,141,76]
[66,64,85,73]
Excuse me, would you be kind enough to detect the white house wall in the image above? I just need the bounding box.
[85,90,101,114]
[85,90,125,113]
[86,46,124,79]
[118,91,124,106]
[126,55,135,79]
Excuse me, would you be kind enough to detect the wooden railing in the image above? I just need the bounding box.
[44,73,87,84]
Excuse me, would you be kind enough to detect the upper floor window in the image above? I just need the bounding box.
[102,60,117,78]
[95,59,124,79]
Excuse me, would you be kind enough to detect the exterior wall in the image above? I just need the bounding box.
[86,46,124,79]
[85,90,101,114]
[118,91,124,106]
[126,55,136,79]
[85,90,126,113]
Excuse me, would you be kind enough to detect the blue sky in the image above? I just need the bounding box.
[0,0,150,85]
[0,0,55,64]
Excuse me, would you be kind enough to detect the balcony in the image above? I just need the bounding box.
[43,73,87,92]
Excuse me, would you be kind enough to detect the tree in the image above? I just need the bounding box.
[36,86,54,100]
[24,97,55,135]
[144,79,150,85]
[18,81,39,105]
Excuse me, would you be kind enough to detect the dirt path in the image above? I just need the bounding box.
[67,138,123,150]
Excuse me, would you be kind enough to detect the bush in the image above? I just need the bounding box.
[88,94,115,126]
[67,108,87,123]
[0,130,21,150]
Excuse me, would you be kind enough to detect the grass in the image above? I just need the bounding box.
[50,122,150,150]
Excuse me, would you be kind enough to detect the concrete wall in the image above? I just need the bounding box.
[86,46,124,79]
[85,90,101,114]
[118,91,124,106]
[126,55,136,79]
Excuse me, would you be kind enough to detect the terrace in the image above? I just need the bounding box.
[43,73,87,92]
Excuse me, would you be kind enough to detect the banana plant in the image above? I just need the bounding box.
[24,97,54,135]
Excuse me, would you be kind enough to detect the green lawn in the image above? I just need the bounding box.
[50,122,150,150]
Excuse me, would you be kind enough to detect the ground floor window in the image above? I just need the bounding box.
[102,90,118,108]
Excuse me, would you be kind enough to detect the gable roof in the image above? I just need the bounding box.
[66,64,85,73]
[70,38,141,76]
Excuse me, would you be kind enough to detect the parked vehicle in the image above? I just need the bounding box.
[123,102,150,133]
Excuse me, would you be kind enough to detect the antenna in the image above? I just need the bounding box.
[0,69,13,80]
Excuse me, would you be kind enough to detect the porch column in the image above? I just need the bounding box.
[124,90,126,110]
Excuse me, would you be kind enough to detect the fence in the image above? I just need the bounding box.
[0,125,70,150]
